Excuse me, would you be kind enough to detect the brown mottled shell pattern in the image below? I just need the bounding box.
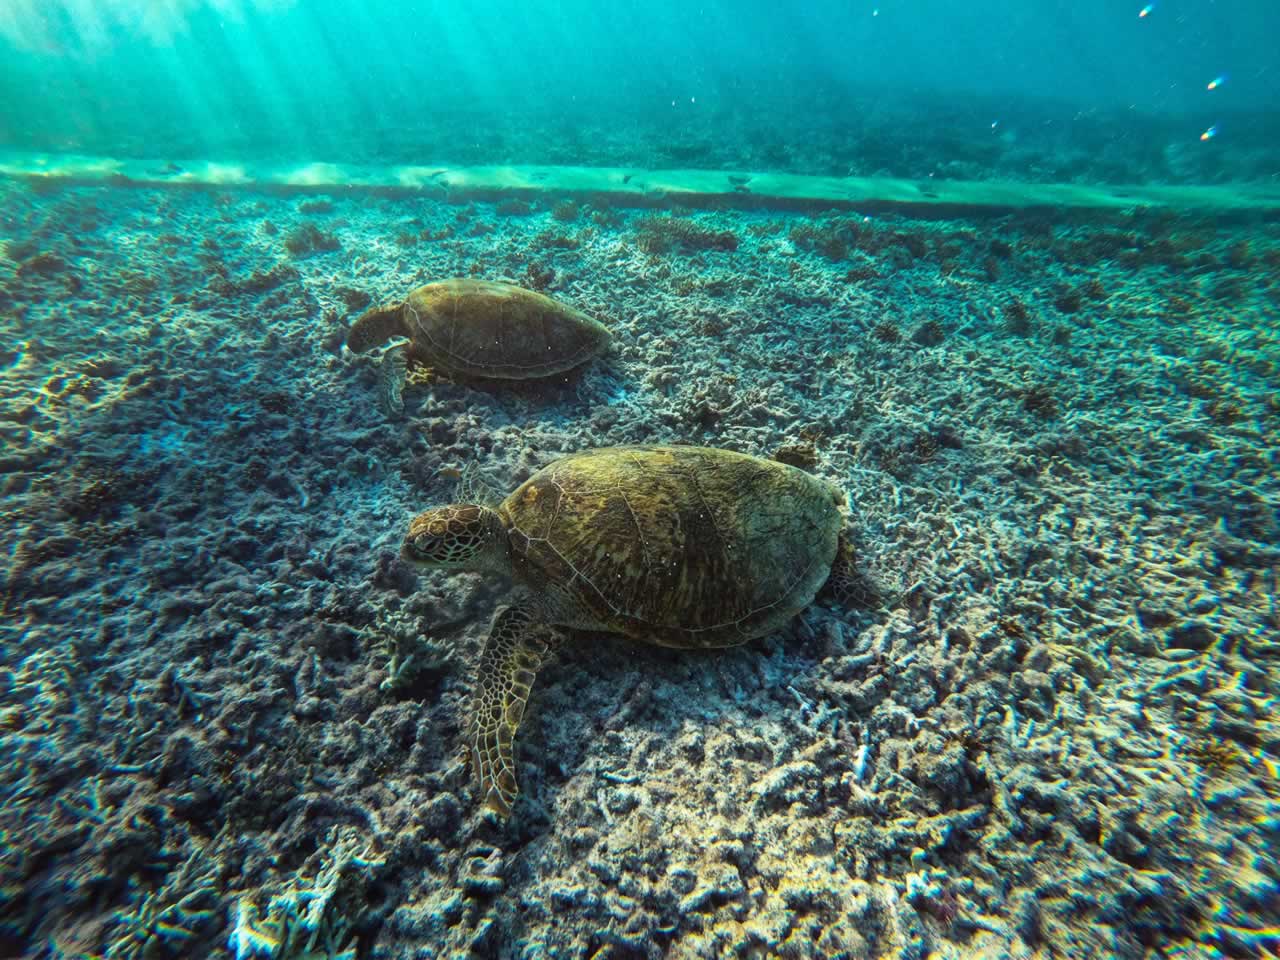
[402,279,610,379]
[498,445,845,649]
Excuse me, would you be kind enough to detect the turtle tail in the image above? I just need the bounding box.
[347,300,408,353]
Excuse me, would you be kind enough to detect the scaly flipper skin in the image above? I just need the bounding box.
[821,534,880,609]
[468,597,562,816]
[379,344,409,417]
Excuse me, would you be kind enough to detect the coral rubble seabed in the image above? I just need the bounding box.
[1,176,1278,960]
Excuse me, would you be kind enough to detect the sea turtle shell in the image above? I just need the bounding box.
[350,278,610,379]
[497,445,846,648]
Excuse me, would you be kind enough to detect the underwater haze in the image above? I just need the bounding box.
[2,2,1280,960]
[3,0,1280,181]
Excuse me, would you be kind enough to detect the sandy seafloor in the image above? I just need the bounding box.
[1,177,1278,960]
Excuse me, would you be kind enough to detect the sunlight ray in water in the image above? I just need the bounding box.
[1,2,1278,958]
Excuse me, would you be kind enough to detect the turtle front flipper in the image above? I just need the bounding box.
[379,344,409,417]
[468,598,562,817]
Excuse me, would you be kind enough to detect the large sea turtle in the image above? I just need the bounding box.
[400,445,859,816]
[346,278,611,415]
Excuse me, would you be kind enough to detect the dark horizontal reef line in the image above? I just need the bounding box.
[3,151,1280,223]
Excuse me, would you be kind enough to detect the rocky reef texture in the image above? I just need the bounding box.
[1,178,1278,959]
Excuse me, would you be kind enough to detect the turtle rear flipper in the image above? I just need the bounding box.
[468,598,563,817]
[822,534,881,609]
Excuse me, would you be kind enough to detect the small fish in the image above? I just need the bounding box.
[439,466,463,480]
[1207,75,1226,90]
[1200,125,1218,141]
[1139,3,1154,16]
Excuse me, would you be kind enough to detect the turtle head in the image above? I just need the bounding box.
[402,505,509,572]
[347,299,409,353]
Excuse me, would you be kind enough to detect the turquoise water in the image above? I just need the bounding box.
[2,3,1278,960]
[2,0,1279,181]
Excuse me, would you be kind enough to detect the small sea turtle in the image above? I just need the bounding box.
[400,445,859,816]
[346,278,611,415]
